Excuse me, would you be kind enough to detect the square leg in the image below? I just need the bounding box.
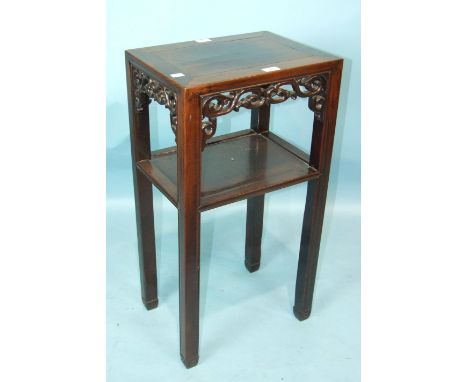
[134,171,158,309]
[245,195,265,272]
[177,91,202,368]
[294,65,343,320]
[126,60,158,310]
[244,105,270,272]
[294,180,321,320]
[178,208,200,368]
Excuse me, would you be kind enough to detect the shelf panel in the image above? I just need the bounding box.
[137,133,320,211]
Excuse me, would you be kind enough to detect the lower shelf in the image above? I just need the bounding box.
[137,131,320,211]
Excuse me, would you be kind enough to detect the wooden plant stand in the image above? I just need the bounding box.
[125,31,343,368]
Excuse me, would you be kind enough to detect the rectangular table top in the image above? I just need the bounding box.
[126,31,341,91]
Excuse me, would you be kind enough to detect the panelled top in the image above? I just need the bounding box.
[126,31,342,92]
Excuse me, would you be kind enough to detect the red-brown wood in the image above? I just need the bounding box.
[294,62,343,320]
[176,90,202,368]
[137,133,320,211]
[245,105,270,272]
[125,31,343,368]
[125,59,158,310]
[262,131,310,163]
[126,31,341,92]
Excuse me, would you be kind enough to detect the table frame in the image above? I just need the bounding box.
[126,49,343,368]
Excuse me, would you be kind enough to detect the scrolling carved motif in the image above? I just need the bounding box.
[133,67,178,136]
[132,68,328,149]
[200,73,328,146]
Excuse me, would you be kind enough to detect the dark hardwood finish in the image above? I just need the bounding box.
[125,31,343,368]
[125,60,158,310]
[262,131,310,163]
[245,106,270,272]
[137,134,320,211]
[176,90,202,368]
[294,63,343,320]
[126,31,340,90]
[245,195,265,272]
[149,129,256,159]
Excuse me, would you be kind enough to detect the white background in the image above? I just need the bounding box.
[1,0,468,381]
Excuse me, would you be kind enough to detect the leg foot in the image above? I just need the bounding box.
[244,260,260,273]
[293,306,311,321]
[180,354,199,368]
[142,297,159,310]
